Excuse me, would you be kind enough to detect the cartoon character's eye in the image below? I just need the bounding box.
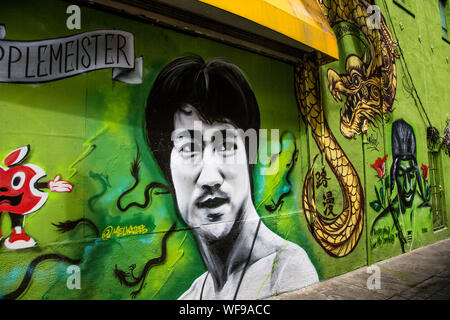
[11,172,26,190]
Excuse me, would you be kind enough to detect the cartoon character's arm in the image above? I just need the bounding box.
[35,175,73,193]
[3,146,73,193]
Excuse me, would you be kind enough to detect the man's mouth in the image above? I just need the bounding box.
[196,197,230,209]
[207,213,224,222]
[0,193,23,206]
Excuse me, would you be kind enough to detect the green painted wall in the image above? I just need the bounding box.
[0,0,448,300]
[0,0,317,300]
[368,0,450,261]
[316,0,449,267]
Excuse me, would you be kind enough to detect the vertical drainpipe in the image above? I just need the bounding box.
[362,132,370,266]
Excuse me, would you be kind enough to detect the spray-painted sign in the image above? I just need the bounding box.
[0,27,142,84]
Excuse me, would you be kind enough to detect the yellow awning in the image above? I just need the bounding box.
[198,0,338,59]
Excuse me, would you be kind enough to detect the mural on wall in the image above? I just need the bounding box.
[113,146,175,298]
[291,0,402,258]
[112,126,305,300]
[125,56,319,299]
[2,253,82,300]
[114,222,177,298]
[5,9,318,296]
[116,146,171,213]
[0,145,73,249]
[0,39,318,299]
[0,145,80,300]
[258,131,299,215]
[3,0,443,301]
[320,0,400,139]
[295,54,364,258]
[370,119,432,252]
[0,27,142,84]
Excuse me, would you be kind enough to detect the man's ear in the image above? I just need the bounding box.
[3,145,30,167]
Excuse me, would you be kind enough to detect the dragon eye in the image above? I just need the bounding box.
[352,75,360,86]
[11,172,26,190]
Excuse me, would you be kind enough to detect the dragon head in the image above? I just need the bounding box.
[328,51,384,139]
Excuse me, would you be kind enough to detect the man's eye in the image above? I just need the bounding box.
[218,142,237,154]
[180,142,201,156]
[181,143,192,153]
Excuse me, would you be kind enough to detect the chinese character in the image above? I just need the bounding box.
[322,191,336,217]
[316,167,330,189]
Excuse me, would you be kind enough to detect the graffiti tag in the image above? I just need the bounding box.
[102,224,148,240]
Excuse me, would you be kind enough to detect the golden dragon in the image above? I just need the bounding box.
[294,0,398,257]
[323,0,399,139]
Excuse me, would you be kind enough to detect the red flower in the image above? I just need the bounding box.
[421,164,430,180]
[371,154,388,179]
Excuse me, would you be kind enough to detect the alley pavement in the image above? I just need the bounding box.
[269,237,450,300]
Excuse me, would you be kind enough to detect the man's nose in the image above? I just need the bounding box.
[197,161,224,192]
[0,187,8,192]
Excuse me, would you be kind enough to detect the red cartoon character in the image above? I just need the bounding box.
[0,145,73,249]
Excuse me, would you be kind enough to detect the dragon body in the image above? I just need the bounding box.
[294,0,398,256]
[295,55,364,257]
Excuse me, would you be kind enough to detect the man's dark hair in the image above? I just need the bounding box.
[144,56,260,188]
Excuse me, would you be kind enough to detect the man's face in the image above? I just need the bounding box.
[395,159,417,208]
[170,105,251,240]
